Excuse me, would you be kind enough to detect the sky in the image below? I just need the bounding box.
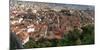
[19,0,95,5]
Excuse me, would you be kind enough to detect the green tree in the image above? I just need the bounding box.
[81,24,94,44]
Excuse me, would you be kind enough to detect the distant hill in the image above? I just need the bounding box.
[16,1,94,10]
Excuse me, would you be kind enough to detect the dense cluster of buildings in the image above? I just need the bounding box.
[10,1,94,45]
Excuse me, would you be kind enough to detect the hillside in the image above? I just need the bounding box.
[10,0,95,48]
